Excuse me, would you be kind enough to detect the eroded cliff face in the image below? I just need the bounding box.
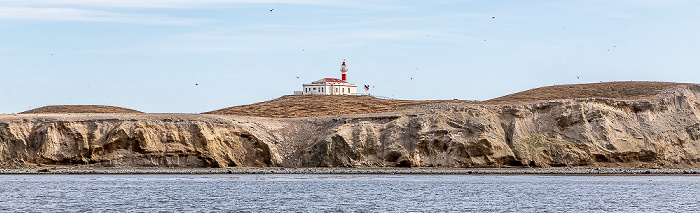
[0,116,282,168]
[2,85,700,168]
[296,86,700,168]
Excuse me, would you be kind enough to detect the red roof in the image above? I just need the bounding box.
[312,78,346,84]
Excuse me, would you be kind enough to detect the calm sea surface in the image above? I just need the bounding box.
[0,174,698,212]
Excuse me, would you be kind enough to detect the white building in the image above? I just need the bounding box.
[296,61,357,95]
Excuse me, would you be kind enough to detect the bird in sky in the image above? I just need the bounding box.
[296,76,299,79]
[270,9,274,12]
[577,76,580,79]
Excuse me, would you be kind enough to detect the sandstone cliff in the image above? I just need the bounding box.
[0,115,283,168]
[296,85,700,168]
[2,84,700,169]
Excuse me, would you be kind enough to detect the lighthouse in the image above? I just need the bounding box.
[341,61,348,81]
[295,60,357,95]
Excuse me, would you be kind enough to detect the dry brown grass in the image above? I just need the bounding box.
[20,105,143,114]
[204,95,473,118]
[482,81,691,105]
[21,82,689,117]
[206,81,692,118]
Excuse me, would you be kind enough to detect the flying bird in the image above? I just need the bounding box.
[296,76,299,79]
[270,9,274,12]
[577,76,580,79]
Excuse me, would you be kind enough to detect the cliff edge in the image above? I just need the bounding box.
[297,84,700,168]
[2,82,699,169]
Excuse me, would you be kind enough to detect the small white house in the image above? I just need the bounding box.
[302,78,357,95]
[296,61,357,95]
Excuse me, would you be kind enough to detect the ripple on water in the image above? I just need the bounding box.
[0,174,698,212]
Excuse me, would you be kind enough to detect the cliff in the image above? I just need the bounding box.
[0,114,283,168]
[298,85,700,168]
[2,83,700,169]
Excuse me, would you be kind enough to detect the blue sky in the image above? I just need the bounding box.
[1,0,699,113]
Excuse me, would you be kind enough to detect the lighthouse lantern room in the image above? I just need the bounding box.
[297,61,357,95]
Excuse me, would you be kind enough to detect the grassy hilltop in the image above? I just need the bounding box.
[205,81,690,118]
[19,81,691,117]
[20,105,142,114]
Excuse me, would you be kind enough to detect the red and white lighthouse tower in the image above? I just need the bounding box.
[340,61,348,81]
[297,60,357,95]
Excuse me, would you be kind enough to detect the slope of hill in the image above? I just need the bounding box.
[16,82,691,116]
[483,81,690,105]
[204,95,473,118]
[20,105,143,114]
[206,81,691,118]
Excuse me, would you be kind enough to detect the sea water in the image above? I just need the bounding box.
[0,174,698,212]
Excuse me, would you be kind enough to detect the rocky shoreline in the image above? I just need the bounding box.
[2,167,700,175]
